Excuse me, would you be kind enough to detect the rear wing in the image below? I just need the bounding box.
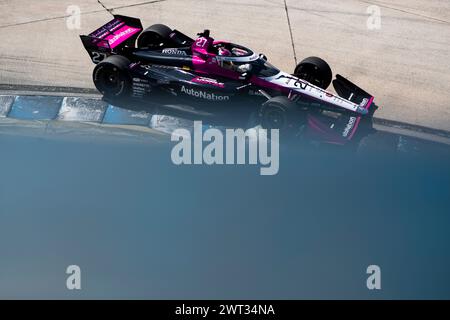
[80,15,143,63]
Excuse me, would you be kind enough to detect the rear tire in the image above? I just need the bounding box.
[137,24,173,49]
[294,56,332,89]
[93,55,131,99]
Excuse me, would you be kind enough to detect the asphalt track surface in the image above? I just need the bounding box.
[0,0,449,132]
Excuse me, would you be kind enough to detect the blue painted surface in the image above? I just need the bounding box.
[7,96,62,120]
[102,105,152,126]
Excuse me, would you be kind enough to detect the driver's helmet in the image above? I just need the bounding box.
[218,47,232,56]
[219,60,252,74]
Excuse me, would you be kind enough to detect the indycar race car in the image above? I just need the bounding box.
[80,15,376,125]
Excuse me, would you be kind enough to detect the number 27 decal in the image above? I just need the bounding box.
[92,52,107,63]
[195,38,208,48]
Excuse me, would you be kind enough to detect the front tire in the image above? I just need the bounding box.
[93,55,131,99]
[260,96,304,135]
[294,56,332,89]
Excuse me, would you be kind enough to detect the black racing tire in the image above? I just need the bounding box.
[260,96,304,135]
[294,56,332,89]
[93,55,131,99]
[137,24,173,49]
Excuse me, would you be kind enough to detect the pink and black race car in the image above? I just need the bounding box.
[80,15,376,128]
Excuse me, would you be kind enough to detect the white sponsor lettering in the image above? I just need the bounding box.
[162,48,187,56]
[343,116,357,137]
[193,77,225,88]
[181,86,230,101]
[109,28,135,45]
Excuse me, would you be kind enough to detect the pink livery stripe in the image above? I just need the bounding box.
[104,25,141,49]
